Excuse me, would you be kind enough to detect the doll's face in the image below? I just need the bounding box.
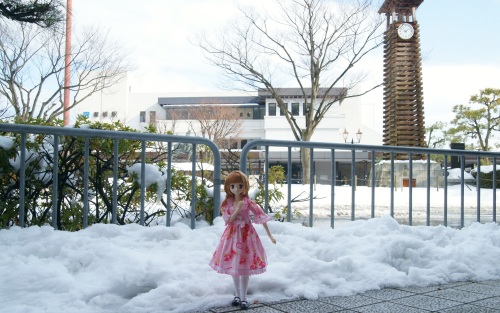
[229,182,244,196]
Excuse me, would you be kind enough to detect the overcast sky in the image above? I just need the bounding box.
[71,0,500,128]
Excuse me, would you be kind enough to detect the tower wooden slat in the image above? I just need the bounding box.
[380,0,425,160]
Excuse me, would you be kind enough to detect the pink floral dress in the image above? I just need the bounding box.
[209,196,272,276]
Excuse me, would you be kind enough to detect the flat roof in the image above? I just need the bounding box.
[258,87,347,98]
[159,88,347,106]
[158,96,264,106]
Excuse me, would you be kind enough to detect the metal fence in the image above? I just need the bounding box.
[0,123,221,230]
[1,123,499,230]
[240,139,499,228]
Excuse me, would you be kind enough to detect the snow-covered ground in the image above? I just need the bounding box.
[1,183,500,313]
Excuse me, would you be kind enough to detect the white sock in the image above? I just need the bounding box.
[232,275,241,298]
[240,275,249,302]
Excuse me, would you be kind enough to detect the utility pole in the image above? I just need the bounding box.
[63,0,72,126]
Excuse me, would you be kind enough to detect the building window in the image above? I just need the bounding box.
[292,103,300,116]
[102,111,108,118]
[150,111,156,123]
[111,111,117,118]
[140,111,146,123]
[253,107,265,120]
[93,112,99,118]
[268,103,276,116]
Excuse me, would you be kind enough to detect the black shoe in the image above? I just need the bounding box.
[240,301,249,310]
[231,297,241,306]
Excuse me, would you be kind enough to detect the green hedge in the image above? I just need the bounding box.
[472,170,500,189]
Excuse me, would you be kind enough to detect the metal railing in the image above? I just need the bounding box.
[1,123,499,230]
[240,139,499,228]
[0,123,221,230]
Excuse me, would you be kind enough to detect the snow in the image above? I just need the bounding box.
[172,162,215,172]
[0,136,14,150]
[446,167,475,180]
[474,164,499,174]
[127,163,166,199]
[1,185,500,313]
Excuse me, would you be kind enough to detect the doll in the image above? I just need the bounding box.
[209,170,276,310]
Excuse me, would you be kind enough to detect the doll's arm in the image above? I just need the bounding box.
[229,201,243,223]
[262,222,276,244]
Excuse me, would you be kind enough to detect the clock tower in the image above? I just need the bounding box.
[379,0,425,159]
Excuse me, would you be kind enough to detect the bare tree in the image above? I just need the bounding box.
[0,19,131,122]
[186,104,243,169]
[198,0,384,183]
[187,105,242,146]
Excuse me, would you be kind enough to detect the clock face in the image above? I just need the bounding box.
[397,23,414,40]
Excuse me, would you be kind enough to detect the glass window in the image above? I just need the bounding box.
[102,111,108,118]
[140,111,146,123]
[268,103,276,116]
[150,111,156,123]
[292,103,299,116]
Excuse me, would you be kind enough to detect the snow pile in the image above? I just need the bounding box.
[1,217,500,313]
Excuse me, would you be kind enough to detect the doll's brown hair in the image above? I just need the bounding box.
[221,170,250,207]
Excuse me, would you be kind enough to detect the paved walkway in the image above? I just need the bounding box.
[198,279,500,312]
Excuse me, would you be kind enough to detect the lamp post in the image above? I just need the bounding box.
[342,128,364,189]
[342,128,363,144]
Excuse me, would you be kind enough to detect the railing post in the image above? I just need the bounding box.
[371,151,375,219]
[166,142,172,227]
[83,138,89,229]
[112,139,118,224]
[493,157,497,223]
[191,143,197,230]
[426,154,431,226]
[19,133,26,228]
[309,148,314,227]
[477,157,481,223]
[51,135,59,230]
[409,153,413,226]
[351,149,355,221]
[390,152,395,218]
[331,149,335,228]
[140,141,146,226]
[287,147,292,223]
[443,156,448,227]
[460,155,465,228]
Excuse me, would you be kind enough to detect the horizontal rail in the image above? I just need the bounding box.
[0,123,221,230]
[240,138,499,228]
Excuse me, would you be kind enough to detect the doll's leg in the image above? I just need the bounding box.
[231,275,241,305]
[239,275,250,309]
[240,275,249,301]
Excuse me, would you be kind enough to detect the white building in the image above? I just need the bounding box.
[74,73,382,184]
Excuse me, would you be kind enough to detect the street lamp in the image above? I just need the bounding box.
[342,129,349,143]
[342,128,363,144]
[355,128,363,143]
